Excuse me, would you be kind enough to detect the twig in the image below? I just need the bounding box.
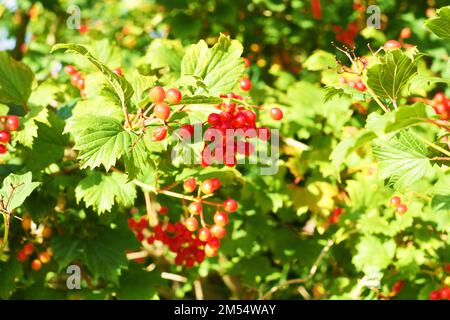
[144,191,158,227]
[194,279,204,300]
[261,239,335,300]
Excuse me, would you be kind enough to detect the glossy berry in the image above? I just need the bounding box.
[165,88,182,104]
[208,237,220,249]
[152,126,167,141]
[185,217,199,232]
[384,40,402,50]
[16,250,27,262]
[0,130,11,143]
[440,287,450,300]
[239,78,252,91]
[113,67,123,76]
[201,180,214,195]
[179,124,194,139]
[5,115,20,131]
[64,65,77,75]
[354,81,366,92]
[214,211,229,227]
[400,27,412,39]
[269,107,283,121]
[243,110,257,124]
[198,227,211,242]
[223,199,238,213]
[76,78,85,90]
[396,204,408,215]
[389,196,401,206]
[39,252,51,264]
[210,178,221,191]
[429,290,441,300]
[205,244,218,257]
[0,144,7,154]
[208,113,222,127]
[70,73,82,86]
[149,86,166,104]
[210,224,226,239]
[154,103,171,121]
[31,259,42,271]
[188,202,202,215]
[23,243,34,255]
[183,177,197,193]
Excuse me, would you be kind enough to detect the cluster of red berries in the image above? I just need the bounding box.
[148,86,183,141]
[200,92,283,167]
[329,207,344,224]
[339,76,367,92]
[64,65,86,96]
[389,196,408,215]
[16,242,53,271]
[429,286,450,300]
[333,22,359,47]
[430,92,450,120]
[383,28,413,51]
[0,115,20,154]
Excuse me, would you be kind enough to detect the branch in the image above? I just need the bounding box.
[261,239,334,300]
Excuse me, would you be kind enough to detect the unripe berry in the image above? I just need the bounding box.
[384,40,402,50]
[5,115,20,131]
[223,199,238,213]
[42,226,53,238]
[214,211,229,227]
[198,227,211,242]
[152,126,167,141]
[239,78,252,91]
[396,204,408,215]
[31,259,42,271]
[149,86,166,104]
[153,103,171,121]
[204,244,218,257]
[400,27,412,39]
[188,202,202,215]
[183,177,197,193]
[39,252,51,264]
[389,196,401,206]
[165,88,182,104]
[21,215,31,230]
[0,130,11,143]
[210,224,226,239]
[185,217,199,232]
[201,180,214,195]
[243,57,250,68]
[269,107,283,121]
[113,67,123,76]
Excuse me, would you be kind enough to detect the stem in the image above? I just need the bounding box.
[144,191,158,227]
[361,78,390,113]
[411,132,450,157]
[431,157,450,161]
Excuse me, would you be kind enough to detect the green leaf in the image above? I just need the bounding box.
[51,236,83,271]
[373,130,431,190]
[15,105,48,147]
[130,72,156,107]
[180,34,244,95]
[366,50,421,105]
[51,43,133,113]
[0,258,23,299]
[145,39,184,74]
[179,95,223,105]
[116,265,161,300]
[424,6,450,40]
[304,50,336,71]
[75,171,137,214]
[408,75,450,93]
[0,51,34,105]
[0,172,40,212]
[431,174,450,213]
[353,235,396,272]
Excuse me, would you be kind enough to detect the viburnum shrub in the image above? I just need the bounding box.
[0,1,449,301]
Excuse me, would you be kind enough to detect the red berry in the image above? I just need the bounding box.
[185,256,195,268]
[179,124,194,139]
[243,57,250,69]
[64,65,77,75]
[70,73,81,86]
[208,113,222,127]
[400,27,412,39]
[210,224,226,239]
[0,130,11,143]
[389,196,401,206]
[79,25,88,34]
[223,199,238,213]
[434,92,446,103]
[214,211,229,227]
[258,127,271,141]
[198,227,211,242]
[208,237,220,249]
[194,249,205,263]
[239,78,252,91]
[165,88,182,104]
[183,177,197,193]
[201,180,214,195]
[31,259,42,271]
[16,250,27,262]
[429,290,441,300]
[23,243,34,255]
[5,115,20,131]
[396,204,408,215]
[384,40,402,50]
[159,206,168,215]
[76,77,85,90]
[113,67,123,76]
[153,103,171,121]
[175,254,184,266]
[39,252,51,264]
[185,217,199,232]
[149,86,166,104]
[152,126,167,141]
[188,202,202,215]
[269,107,283,121]
[204,244,218,257]
[210,178,221,191]
[243,110,257,124]
[354,81,366,92]
[440,287,450,300]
